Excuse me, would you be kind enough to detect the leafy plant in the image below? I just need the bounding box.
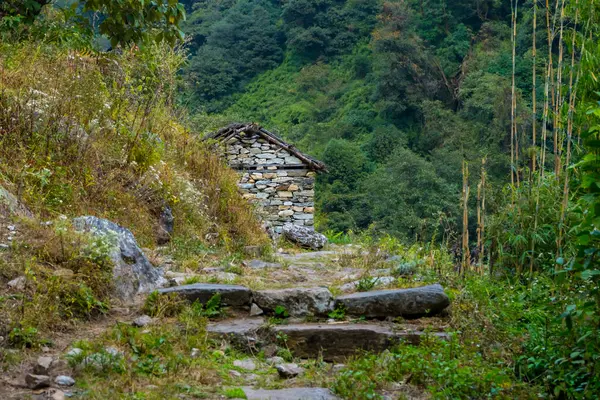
[274,305,289,319]
[328,304,346,321]
[8,326,41,348]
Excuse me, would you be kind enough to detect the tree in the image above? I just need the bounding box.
[1,0,186,46]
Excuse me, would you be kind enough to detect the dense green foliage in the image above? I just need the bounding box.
[2,1,600,399]
[180,0,540,240]
[0,0,186,46]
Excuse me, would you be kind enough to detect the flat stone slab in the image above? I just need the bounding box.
[253,287,334,317]
[158,283,251,307]
[243,387,339,400]
[246,259,282,269]
[336,284,450,318]
[207,318,266,349]
[274,323,448,362]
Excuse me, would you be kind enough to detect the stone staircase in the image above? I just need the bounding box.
[157,282,450,362]
[155,247,451,399]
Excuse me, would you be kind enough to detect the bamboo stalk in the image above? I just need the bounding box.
[477,158,486,273]
[557,0,580,255]
[511,0,520,187]
[532,0,538,175]
[510,0,516,187]
[462,160,470,274]
[554,0,566,177]
[541,61,551,176]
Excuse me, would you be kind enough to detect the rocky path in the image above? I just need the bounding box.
[3,244,450,399]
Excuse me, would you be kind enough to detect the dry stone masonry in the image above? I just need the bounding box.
[206,123,326,234]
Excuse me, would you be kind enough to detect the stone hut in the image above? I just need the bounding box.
[206,123,327,233]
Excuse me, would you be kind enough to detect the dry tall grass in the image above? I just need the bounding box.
[0,39,267,249]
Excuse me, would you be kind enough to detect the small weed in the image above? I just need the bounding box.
[356,277,378,292]
[277,347,293,362]
[8,326,41,348]
[225,264,243,275]
[393,261,418,277]
[183,276,202,285]
[268,305,289,324]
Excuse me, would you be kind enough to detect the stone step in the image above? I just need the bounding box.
[253,287,334,317]
[243,387,339,400]
[207,318,266,349]
[157,282,449,320]
[208,318,448,362]
[274,323,448,362]
[157,283,252,307]
[335,284,450,319]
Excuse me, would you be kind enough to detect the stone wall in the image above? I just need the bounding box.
[222,134,316,233]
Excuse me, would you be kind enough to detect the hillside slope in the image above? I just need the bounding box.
[181,0,537,240]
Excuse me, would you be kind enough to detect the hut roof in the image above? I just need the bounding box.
[205,123,327,172]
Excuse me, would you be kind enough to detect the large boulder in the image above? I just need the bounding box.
[282,224,327,250]
[0,184,32,218]
[72,216,165,301]
[158,283,252,307]
[335,284,450,319]
[253,287,334,317]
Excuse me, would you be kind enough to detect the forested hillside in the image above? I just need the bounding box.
[2,1,600,399]
[181,0,534,240]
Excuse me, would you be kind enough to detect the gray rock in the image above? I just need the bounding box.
[253,287,334,317]
[72,216,165,301]
[339,276,397,292]
[7,276,26,290]
[282,224,327,250]
[233,359,256,371]
[262,343,278,357]
[274,323,448,362]
[34,356,53,375]
[335,284,450,318]
[250,303,264,317]
[243,387,339,400]
[265,356,285,365]
[243,246,262,257]
[157,206,174,245]
[132,315,153,327]
[158,283,252,307]
[48,389,66,400]
[217,272,237,282]
[104,346,121,357]
[276,363,305,378]
[25,374,51,389]
[54,375,75,386]
[229,369,243,378]
[247,259,282,269]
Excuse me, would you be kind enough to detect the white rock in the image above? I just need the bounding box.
[55,375,76,386]
[233,359,256,371]
[7,276,26,290]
